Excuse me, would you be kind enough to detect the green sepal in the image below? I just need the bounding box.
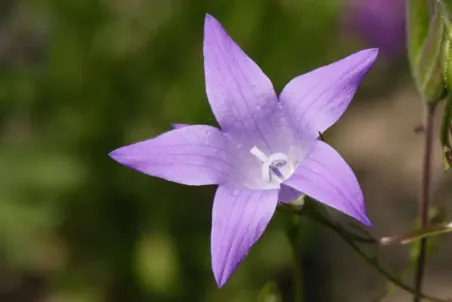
[436,0,452,169]
[440,56,452,171]
[407,0,431,66]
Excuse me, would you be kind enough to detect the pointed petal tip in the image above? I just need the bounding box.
[204,13,219,28]
[360,214,373,228]
[210,187,279,289]
[204,13,229,42]
[212,253,230,288]
[279,48,379,139]
[357,48,379,63]
[108,147,129,166]
[352,204,373,227]
[214,272,227,288]
[364,47,379,54]
[347,197,373,227]
[108,149,120,161]
[204,14,223,44]
[364,221,373,228]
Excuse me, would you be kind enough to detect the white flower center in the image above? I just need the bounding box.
[250,146,295,185]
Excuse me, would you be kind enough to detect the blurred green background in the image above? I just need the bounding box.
[6,0,449,302]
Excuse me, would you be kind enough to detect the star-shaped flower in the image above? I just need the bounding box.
[110,14,378,287]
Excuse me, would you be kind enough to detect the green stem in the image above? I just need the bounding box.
[286,217,304,302]
[380,222,452,245]
[414,103,436,302]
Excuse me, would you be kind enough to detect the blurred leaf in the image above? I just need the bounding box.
[134,233,180,296]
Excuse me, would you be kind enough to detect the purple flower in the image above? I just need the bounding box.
[110,14,378,287]
[342,0,405,58]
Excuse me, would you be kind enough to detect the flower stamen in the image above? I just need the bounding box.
[250,146,268,162]
[250,146,292,184]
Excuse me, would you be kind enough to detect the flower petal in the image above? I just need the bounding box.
[279,49,378,140]
[283,141,371,226]
[278,184,303,203]
[211,185,279,287]
[109,125,240,186]
[171,123,191,129]
[203,14,283,153]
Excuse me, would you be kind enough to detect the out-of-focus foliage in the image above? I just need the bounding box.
[0,0,407,301]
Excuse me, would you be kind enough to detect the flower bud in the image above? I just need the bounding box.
[438,0,452,169]
[407,0,447,102]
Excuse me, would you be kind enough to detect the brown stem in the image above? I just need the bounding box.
[414,103,436,302]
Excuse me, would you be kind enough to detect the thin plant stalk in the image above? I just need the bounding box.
[414,103,436,302]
